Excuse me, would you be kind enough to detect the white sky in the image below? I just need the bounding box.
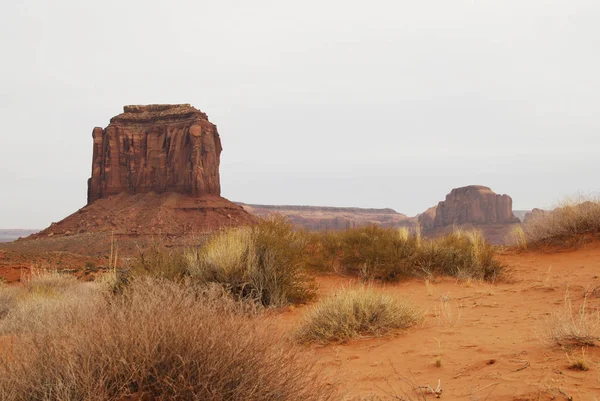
[1,0,599,228]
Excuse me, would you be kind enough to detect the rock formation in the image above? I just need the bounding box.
[88,104,221,203]
[523,208,547,223]
[21,104,255,254]
[419,185,519,228]
[417,206,437,230]
[238,204,412,230]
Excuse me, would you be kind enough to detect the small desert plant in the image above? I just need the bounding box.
[520,197,600,247]
[549,289,600,346]
[296,287,423,344]
[434,338,443,367]
[566,347,590,371]
[0,278,335,401]
[434,294,462,327]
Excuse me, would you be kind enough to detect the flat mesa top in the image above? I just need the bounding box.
[123,104,192,113]
[110,104,210,124]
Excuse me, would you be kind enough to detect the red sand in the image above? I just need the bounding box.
[274,243,600,400]
[2,244,600,399]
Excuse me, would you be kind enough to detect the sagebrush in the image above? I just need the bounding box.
[0,274,334,401]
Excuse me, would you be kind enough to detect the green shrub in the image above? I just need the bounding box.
[296,287,422,344]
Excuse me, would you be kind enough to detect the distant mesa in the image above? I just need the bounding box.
[418,185,519,229]
[238,204,412,231]
[523,208,547,223]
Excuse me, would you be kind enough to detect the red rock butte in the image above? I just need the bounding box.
[88,104,222,203]
[419,185,519,229]
[17,104,255,254]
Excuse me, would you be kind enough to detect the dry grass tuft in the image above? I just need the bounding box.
[295,287,423,344]
[549,289,600,347]
[0,275,334,401]
[510,225,528,250]
[566,347,590,371]
[519,198,600,247]
[187,216,315,306]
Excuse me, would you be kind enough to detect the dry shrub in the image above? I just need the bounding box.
[0,270,105,334]
[186,216,315,306]
[521,198,600,247]
[0,276,334,401]
[335,226,420,281]
[416,229,503,281]
[0,287,18,320]
[549,289,600,347]
[296,287,423,344]
[128,239,189,282]
[305,226,503,282]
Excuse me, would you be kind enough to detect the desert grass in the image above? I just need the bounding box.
[186,216,315,306]
[434,295,462,327]
[510,225,528,250]
[519,197,600,247]
[0,274,334,401]
[128,216,315,307]
[434,338,443,367]
[295,287,423,344]
[305,225,504,282]
[566,347,590,371]
[548,289,600,347]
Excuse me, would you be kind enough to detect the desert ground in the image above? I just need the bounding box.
[275,243,600,400]
[2,234,600,400]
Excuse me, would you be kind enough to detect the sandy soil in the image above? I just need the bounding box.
[2,243,600,399]
[274,243,600,400]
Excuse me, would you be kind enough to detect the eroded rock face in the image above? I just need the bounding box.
[88,104,221,203]
[420,185,519,228]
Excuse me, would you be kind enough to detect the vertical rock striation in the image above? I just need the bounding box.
[419,185,519,228]
[88,104,222,203]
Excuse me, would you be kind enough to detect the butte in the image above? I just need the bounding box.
[24,104,256,255]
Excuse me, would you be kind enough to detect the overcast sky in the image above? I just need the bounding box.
[1,0,599,228]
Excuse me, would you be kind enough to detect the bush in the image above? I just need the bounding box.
[128,240,189,282]
[519,198,600,247]
[415,229,503,281]
[305,226,504,282]
[186,216,315,306]
[0,276,334,401]
[295,287,423,344]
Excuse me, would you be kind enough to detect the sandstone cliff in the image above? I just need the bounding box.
[20,104,255,254]
[88,104,221,203]
[419,185,519,228]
